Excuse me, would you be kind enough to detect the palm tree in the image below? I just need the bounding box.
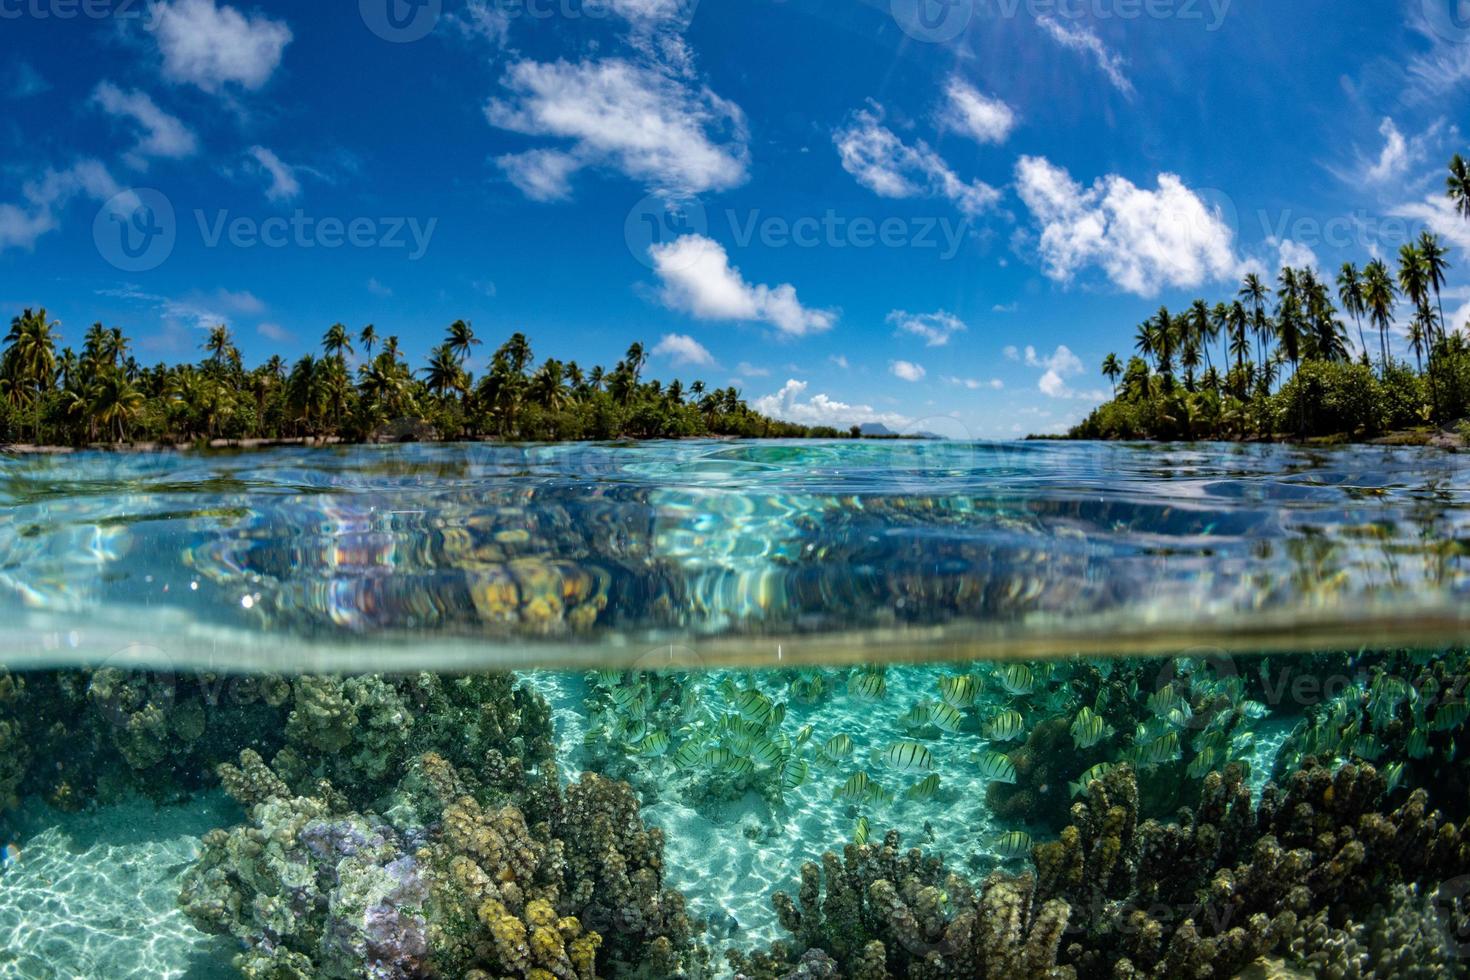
[625,342,647,388]
[1227,301,1250,396]
[423,344,465,401]
[1408,312,1428,372]
[1238,273,1269,368]
[1336,263,1368,362]
[1449,153,1470,221]
[322,323,354,363]
[359,324,378,360]
[4,308,59,439]
[203,324,238,370]
[1101,353,1121,396]
[1133,320,1157,371]
[1189,299,1215,372]
[1418,231,1451,347]
[88,372,144,442]
[446,320,480,364]
[1361,259,1397,372]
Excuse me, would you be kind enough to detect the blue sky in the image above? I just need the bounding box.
[3,0,1469,436]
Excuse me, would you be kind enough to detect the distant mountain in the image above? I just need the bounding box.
[858,422,945,439]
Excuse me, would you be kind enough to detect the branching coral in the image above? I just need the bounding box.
[731,830,1072,980]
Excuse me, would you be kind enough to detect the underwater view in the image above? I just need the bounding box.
[8,0,1470,975]
[0,441,1468,978]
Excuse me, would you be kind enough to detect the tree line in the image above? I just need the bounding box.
[0,318,851,447]
[1076,153,1470,441]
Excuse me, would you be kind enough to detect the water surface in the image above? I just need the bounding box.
[1,440,1466,671]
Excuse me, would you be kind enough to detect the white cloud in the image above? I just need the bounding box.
[653,332,715,366]
[829,354,849,369]
[834,103,1000,217]
[649,234,835,336]
[1391,194,1470,251]
[1405,6,1470,99]
[887,309,967,347]
[0,159,120,251]
[1036,16,1134,98]
[941,76,1017,145]
[257,321,291,342]
[1003,344,1020,360]
[1024,344,1104,399]
[890,359,926,382]
[752,378,908,429]
[1014,155,1240,297]
[992,302,1018,313]
[367,278,393,298]
[944,375,1003,390]
[495,149,581,202]
[486,58,748,200]
[450,0,512,46]
[1274,237,1319,273]
[92,82,198,169]
[246,146,300,202]
[736,361,770,377]
[1366,117,1411,183]
[152,0,292,93]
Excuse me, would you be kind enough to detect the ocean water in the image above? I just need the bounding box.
[0,441,1468,978]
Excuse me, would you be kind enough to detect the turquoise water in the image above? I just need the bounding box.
[0,440,1467,669]
[1,442,1469,978]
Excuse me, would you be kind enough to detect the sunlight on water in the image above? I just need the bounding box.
[0,440,1467,671]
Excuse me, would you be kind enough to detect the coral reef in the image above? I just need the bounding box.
[728,829,1072,979]
[739,758,1469,980]
[181,742,707,979]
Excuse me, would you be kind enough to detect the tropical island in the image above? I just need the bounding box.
[1069,153,1470,445]
[0,319,860,449]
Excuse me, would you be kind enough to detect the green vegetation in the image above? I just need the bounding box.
[0,318,848,447]
[1072,154,1470,442]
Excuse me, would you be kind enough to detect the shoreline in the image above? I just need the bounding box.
[3,428,1465,455]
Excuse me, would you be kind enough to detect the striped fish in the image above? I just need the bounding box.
[997,664,1035,696]
[835,771,876,801]
[848,672,887,701]
[1407,728,1431,760]
[749,739,784,766]
[779,757,809,792]
[823,733,855,761]
[1383,761,1405,795]
[996,831,1033,859]
[902,702,933,729]
[975,751,1017,784]
[635,731,671,757]
[1147,687,1183,717]
[673,739,707,768]
[986,710,1025,742]
[905,773,941,801]
[1185,746,1218,779]
[937,674,981,708]
[929,703,965,733]
[1068,763,1114,797]
[701,747,737,768]
[595,669,624,688]
[795,724,815,747]
[880,741,936,773]
[1070,707,1112,749]
[854,816,871,846]
[724,755,755,776]
[609,684,644,707]
[1143,731,1181,765]
[1432,701,1470,732]
[733,689,778,725]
